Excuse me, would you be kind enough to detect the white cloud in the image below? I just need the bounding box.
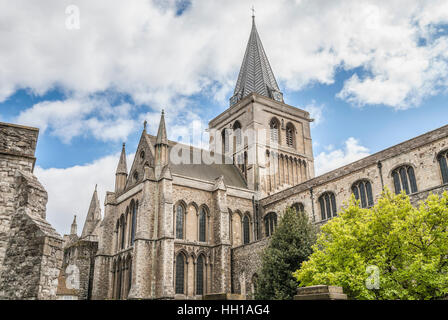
[315,137,370,175]
[302,100,325,126]
[15,97,137,143]
[1,0,448,111]
[34,152,134,235]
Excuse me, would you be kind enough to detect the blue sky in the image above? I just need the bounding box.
[2,0,448,234]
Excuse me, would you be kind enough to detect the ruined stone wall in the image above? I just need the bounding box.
[62,240,98,300]
[231,238,269,298]
[0,122,63,299]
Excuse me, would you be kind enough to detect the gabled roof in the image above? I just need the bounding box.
[230,16,283,106]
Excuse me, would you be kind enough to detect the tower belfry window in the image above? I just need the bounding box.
[286,123,295,148]
[270,118,279,144]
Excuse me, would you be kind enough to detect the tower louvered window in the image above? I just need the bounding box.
[176,205,184,239]
[438,150,448,184]
[392,165,418,195]
[352,180,374,208]
[319,192,337,220]
[243,215,250,244]
[196,255,204,295]
[175,253,185,294]
[199,208,206,242]
[270,119,279,144]
[286,123,295,148]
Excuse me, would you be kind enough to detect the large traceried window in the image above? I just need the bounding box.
[392,165,418,195]
[319,192,337,220]
[175,253,185,294]
[264,212,277,237]
[285,123,295,148]
[351,180,374,208]
[196,255,205,295]
[176,204,185,239]
[269,118,280,144]
[438,150,448,184]
[243,215,250,244]
[199,207,206,242]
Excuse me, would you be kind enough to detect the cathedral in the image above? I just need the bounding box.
[61,16,448,300]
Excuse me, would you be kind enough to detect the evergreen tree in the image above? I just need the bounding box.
[255,207,317,300]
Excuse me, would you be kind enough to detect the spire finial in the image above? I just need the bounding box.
[122,142,125,148]
[251,5,255,19]
[161,109,165,115]
[143,119,147,131]
[95,184,97,191]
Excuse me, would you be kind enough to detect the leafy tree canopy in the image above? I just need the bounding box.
[294,190,448,300]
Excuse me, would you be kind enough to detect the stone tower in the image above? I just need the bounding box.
[209,15,314,198]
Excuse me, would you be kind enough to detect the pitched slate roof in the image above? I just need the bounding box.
[147,135,247,189]
[230,16,283,105]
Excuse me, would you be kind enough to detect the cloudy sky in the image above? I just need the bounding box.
[1,0,448,235]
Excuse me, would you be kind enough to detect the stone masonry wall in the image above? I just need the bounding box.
[231,238,269,298]
[0,122,63,299]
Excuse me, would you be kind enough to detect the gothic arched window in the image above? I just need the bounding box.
[120,215,126,250]
[351,180,374,208]
[243,215,250,244]
[437,150,448,184]
[291,202,305,213]
[199,207,206,242]
[286,123,295,148]
[175,253,185,294]
[196,255,205,295]
[319,192,337,220]
[222,129,230,154]
[233,121,242,146]
[175,204,185,239]
[269,118,280,144]
[130,201,137,245]
[392,165,418,195]
[264,212,277,237]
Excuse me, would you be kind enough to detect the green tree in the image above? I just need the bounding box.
[255,208,317,300]
[294,190,448,300]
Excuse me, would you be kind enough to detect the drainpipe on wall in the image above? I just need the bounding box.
[310,187,316,223]
[377,161,384,190]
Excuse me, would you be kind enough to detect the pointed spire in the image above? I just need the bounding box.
[81,185,102,238]
[230,15,283,106]
[116,143,128,175]
[70,215,77,236]
[156,109,168,146]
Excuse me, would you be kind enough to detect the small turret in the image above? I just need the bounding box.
[155,110,169,167]
[70,215,77,236]
[115,143,128,194]
[81,184,102,238]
